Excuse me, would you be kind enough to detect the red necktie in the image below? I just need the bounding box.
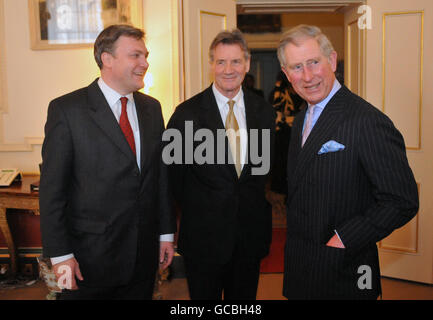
[119,97,136,155]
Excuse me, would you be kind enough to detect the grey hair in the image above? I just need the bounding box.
[209,29,250,62]
[277,24,335,67]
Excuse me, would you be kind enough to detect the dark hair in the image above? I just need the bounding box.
[209,29,250,62]
[94,24,145,69]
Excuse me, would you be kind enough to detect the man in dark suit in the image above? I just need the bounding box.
[40,24,176,300]
[277,25,419,299]
[166,29,275,300]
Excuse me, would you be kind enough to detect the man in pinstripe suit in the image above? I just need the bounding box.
[277,25,418,299]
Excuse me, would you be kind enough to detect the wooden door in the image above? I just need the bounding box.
[364,0,433,284]
[180,0,237,99]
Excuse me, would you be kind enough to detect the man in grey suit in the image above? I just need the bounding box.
[40,24,176,300]
[277,25,418,299]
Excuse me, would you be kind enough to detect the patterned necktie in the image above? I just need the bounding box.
[225,100,241,177]
[119,97,136,155]
[302,105,316,147]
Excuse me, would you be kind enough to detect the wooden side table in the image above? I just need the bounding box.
[0,175,40,277]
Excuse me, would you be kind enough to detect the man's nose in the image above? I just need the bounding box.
[224,63,233,73]
[302,66,313,81]
[141,56,149,69]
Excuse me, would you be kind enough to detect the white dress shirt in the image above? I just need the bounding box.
[98,78,141,168]
[302,79,342,133]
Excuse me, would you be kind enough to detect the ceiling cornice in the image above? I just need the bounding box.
[237,0,365,14]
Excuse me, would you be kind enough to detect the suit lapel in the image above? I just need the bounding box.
[240,90,260,180]
[199,86,226,132]
[289,86,350,192]
[134,92,153,172]
[292,108,306,152]
[87,80,136,163]
[199,86,238,180]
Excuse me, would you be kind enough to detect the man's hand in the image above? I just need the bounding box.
[53,257,83,290]
[326,234,345,249]
[159,241,174,270]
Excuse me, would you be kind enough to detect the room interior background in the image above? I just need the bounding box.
[0,0,432,286]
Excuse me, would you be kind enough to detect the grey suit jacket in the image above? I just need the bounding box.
[40,79,176,286]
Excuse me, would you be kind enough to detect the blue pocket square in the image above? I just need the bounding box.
[318,140,345,155]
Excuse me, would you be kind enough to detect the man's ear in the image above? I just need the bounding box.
[281,67,292,84]
[328,51,337,72]
[101,52,113,69]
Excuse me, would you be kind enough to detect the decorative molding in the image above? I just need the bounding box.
[237,0,364,13]
[346,18,366,99]
[378,214,419,254]
[200,10,227,90]
[346,19,357,92]
[382,11,424,150]
[0,137,44,152]
[378,182,420,254]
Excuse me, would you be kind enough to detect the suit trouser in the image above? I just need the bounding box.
[58,275,155,300]
[184,251,261,300]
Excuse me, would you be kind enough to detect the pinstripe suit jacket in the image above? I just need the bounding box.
[283,85,418,299]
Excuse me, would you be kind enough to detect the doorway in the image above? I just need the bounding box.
[237,10,351,105]
[236,0,433,285]
[249,50,281,102]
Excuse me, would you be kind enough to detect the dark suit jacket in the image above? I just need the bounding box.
[40,79,176,287]
[283,85,419,299]
[166,85,275,264]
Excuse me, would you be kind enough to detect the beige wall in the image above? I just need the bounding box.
[142,0,180,121]
[0,0,178,173]
[364,0,433,284]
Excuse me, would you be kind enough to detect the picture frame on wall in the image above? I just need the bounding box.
[28,0,143,50]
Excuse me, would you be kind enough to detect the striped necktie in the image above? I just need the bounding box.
[302,105,316,147]
[225,100,241,177]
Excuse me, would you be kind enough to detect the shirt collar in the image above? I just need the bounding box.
[97,78,134,107]
[212,83,244,109]
[308,79,342,111]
